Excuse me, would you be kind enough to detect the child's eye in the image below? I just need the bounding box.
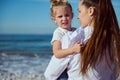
[65,14,69,17]
[58,16,62,18]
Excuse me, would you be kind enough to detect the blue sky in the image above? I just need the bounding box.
[0,0,120,34]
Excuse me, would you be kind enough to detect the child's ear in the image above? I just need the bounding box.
[52,17,56,23]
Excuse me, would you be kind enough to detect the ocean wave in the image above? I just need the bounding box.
[0,52,51,80]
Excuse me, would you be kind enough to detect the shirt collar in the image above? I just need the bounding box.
[58,27,72,33]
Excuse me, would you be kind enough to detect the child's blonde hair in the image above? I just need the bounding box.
[50,0,73,18]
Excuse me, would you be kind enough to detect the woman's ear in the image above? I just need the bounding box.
[88,7,95,16]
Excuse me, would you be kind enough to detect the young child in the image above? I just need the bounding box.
[50,0,81,58]
[44,0,83,80]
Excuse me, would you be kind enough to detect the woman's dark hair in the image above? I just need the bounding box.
[80,0,120,75]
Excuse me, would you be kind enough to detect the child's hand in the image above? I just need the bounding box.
[72,40,84,53]
[80,40,84,53]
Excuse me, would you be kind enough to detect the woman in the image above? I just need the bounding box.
[77,0,120,79]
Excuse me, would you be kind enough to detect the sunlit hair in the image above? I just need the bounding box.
[80,0,120,75]
[50,0,73,18]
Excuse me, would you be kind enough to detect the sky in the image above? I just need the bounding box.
[0,0,120,34]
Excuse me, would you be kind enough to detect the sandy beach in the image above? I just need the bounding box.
[0,53,52,80]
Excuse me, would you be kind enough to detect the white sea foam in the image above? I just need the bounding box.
[0,53,52,80]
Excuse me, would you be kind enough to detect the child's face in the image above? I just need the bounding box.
[53,6,73,30]
[78,1,92,28]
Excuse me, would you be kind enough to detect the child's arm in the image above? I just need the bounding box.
[52,40,81,58]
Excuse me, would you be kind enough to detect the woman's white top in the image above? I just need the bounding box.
[44,26,118,80]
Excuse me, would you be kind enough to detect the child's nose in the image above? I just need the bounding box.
[63,16,67,20]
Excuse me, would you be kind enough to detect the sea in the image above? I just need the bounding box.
[0,34,53,80]
[0,34,53,55]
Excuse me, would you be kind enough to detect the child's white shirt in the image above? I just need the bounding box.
[51,27,76,44]
[44,27,76,80]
